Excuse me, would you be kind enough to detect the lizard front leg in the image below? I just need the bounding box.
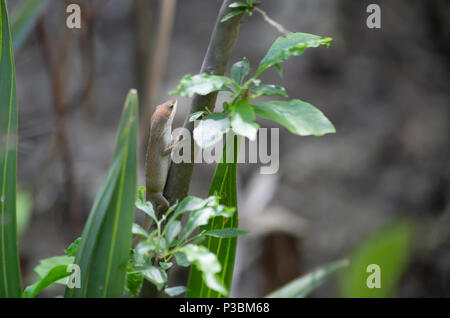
[162,135,183,156]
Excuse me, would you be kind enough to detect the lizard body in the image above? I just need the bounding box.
[143,98,179,232]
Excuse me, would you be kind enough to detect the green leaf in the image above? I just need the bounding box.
[339,220,414,298]
[230,57,249,85]
[231,100,259,141]
[189,111,206,122]
[204,228,250,238]
[179,205,235,242]
[170,73,235,97]
[159,262,173,270]
[266,259,349,298]
[23,256,75,297]
[132,223,148,238]
[165,286,187,297]
[16,188,32,237]
[34,256,74,285]
[251,99,335,136]
[135,187,158,223]
[229,2,249,9]
[193,113,230,149]
[256,32,332,77]
[11,0,49,52]
[180,244,227,296]
[175,252,190,267]
[187,135,240,298]
[126,264,143,298]
[0,0,22,298]
[22,264,71,298]
[249,84,288,98]
[64,90,138,298]
[221,9,245,23]
[165,196,209,230]
[166,221,181,246]
[142,266,167,291]
[64,237,81,257]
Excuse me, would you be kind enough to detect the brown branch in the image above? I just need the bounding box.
[255,7,290,36]
[139,0,244,298]
[164,0,244,205]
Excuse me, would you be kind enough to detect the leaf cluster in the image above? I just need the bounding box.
[127,188,248,297]
[170,32,335,149]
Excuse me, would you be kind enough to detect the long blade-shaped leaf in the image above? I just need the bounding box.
[11,0,49,52]
[65,90,138,298]
[187,135,241,298]
[265,259,349,298]
[338,220,413,298]
[0,0,22,298]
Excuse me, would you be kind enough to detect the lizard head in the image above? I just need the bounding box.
[153,98,178,128]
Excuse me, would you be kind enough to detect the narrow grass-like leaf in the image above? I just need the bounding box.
[0,0,22,298]
[187,135,240,298]
[204,228,249,238]
[64,90,138,298]
[266,259,349,298]
[339,220,414,298]
[11,0,49,52]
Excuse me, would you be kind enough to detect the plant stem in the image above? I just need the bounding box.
[254,7,290,36]
[163,0,244,206]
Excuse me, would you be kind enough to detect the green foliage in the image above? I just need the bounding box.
[193,113,231,149]
[64,237,81,257]
[165,286,187,297]
[221,1,255,22]
[22,265,70,298]
[129,193,246,297]
[187,136,240,298]
[65,90,139,298]
[256,32,332,77]
[171,32,334,150]
[22,256,73,298]
[231,100,259,141]
[171,30,334,298]
[251,99,335,136]
[169,74,234,98]
[11,0,49,52]
[339,220,414,298]
[230,57,250,85]
[204,228,250,238]
[0,0,22,298]
[266,259,349,298]
[16,189,32,237]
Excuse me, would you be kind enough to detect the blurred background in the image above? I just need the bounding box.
[8,0,450,297]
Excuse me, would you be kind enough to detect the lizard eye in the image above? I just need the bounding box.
[169,104,174,110]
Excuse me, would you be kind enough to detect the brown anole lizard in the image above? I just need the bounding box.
[142,98,181,233]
